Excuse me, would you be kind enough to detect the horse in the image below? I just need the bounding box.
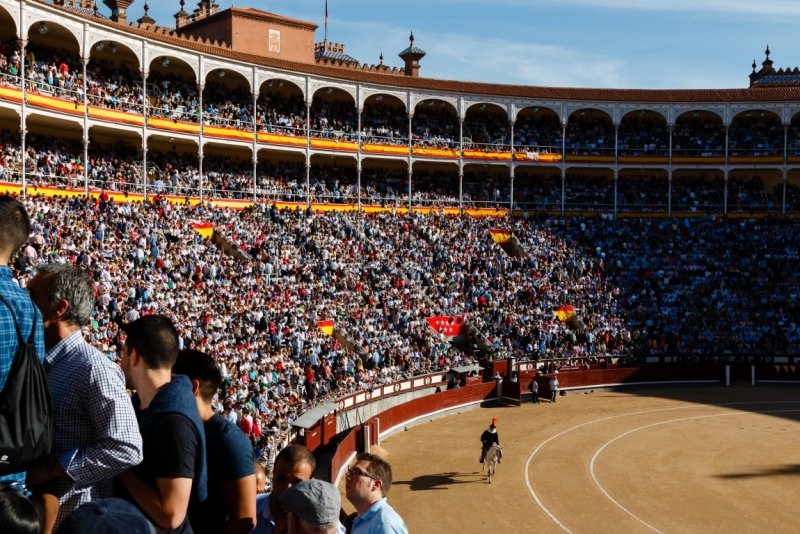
[482,443,502,483]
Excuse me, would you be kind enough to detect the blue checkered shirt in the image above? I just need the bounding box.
[44,329,143,526]
[0,265,46,486]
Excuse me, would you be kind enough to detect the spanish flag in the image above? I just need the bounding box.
[191,222,214,239]
[317,320,334,336]
[489,229,512,244]
[554,305,575,321]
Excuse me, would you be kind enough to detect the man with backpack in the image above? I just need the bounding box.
[23,264,142,529]
[0,195,47,487]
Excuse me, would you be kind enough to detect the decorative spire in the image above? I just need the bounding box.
[765,45,770,59]
[379,52,384,66]
[93,2,98,16]
[409,31,414,46]
[138,0,155,26]
[752,59,756,72]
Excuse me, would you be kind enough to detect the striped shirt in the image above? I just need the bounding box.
[44,329,143,526]
[0,265,45,485]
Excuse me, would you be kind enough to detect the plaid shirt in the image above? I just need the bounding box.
[44,329,143,526]
[0,265,45,486]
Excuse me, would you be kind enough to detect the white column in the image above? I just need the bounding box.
[509,119,515,216]
[784,124,789,216]
[613,169,618,220]
[668,125,673,218]
[252,90,258,203]
[357,107,363,211]
[198,80,205,204]
[82,56,89,197]
[18,37,26,196]
[305,101,311,208]
[724,125,729,216]
[408,112,413,212]
[459,117,464,216]
[141,67,149,201]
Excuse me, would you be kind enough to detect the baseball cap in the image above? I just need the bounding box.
[55,498,156,534]
[279,479,341,526]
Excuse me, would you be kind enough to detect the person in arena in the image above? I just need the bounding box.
[480,418,500,463]
[173,349,256,534]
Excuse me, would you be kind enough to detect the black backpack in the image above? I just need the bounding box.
[0,293,53,476]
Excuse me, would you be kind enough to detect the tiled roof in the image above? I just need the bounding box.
[754,75,800,84]
[65,5,107,18]
[315,50,359,64]
[37,1,800,103]
[398,45,426,57]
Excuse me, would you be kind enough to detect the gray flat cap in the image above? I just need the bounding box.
[279,479,341,526]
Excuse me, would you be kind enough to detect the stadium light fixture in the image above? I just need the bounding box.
[693,112,698,117]
[760,111,765,117]
[110,42,118,54]
[168,137,174,142]
[326,88,333,94]
[162,57,170,67]
[278,82,283,87]
[268,81,274,87]
[533,107,539,113]
[440,102,445,108]
[376,95,383,102]
[580,110,585,116]
[481,104,486,110]
[428,101,434,107]
[39,22,49,34]
[746,112,751,118]
[219,70,225,77]
[639,110,644,116]
[95,42,104,52]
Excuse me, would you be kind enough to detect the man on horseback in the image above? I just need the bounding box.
[480,418,500,463]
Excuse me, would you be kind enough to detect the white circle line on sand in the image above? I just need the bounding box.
[589,409,800,534]
[524,400,800,534]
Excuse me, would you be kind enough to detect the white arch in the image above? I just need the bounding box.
[25,18,82,54]
[410,93,459,114]
[258,77,305,98]
[202,59,253,91]
[730,106,784,123]
[0,0,17,38]
[309,81,357,104]
[359,87,408,110]
[85,28,142,66]
[463,100,510,118]
[619,108,669,123]
[513,103,563,122]
[673,106,725,124]
[566,106,615,122]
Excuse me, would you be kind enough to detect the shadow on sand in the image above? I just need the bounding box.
[393,471,489,491]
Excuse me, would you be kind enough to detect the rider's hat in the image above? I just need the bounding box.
[491,417,498,426]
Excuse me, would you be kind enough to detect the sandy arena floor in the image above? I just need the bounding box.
[342,385,800,533]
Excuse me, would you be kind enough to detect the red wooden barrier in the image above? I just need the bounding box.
[330,426,359,483]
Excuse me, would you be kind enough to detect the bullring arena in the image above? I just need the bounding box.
[329,364,800,533]
[3,1,800,533]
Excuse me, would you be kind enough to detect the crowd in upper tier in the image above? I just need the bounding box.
[3,38,800,157]
[0,130,787,211]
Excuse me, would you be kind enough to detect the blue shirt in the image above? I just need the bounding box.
[351,498,408,534]
[0,265,46,485]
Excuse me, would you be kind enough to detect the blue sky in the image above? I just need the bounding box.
[124,0,800,90]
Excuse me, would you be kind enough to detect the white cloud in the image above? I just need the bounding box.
[427,34,625,88]
[434,0,800,16]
